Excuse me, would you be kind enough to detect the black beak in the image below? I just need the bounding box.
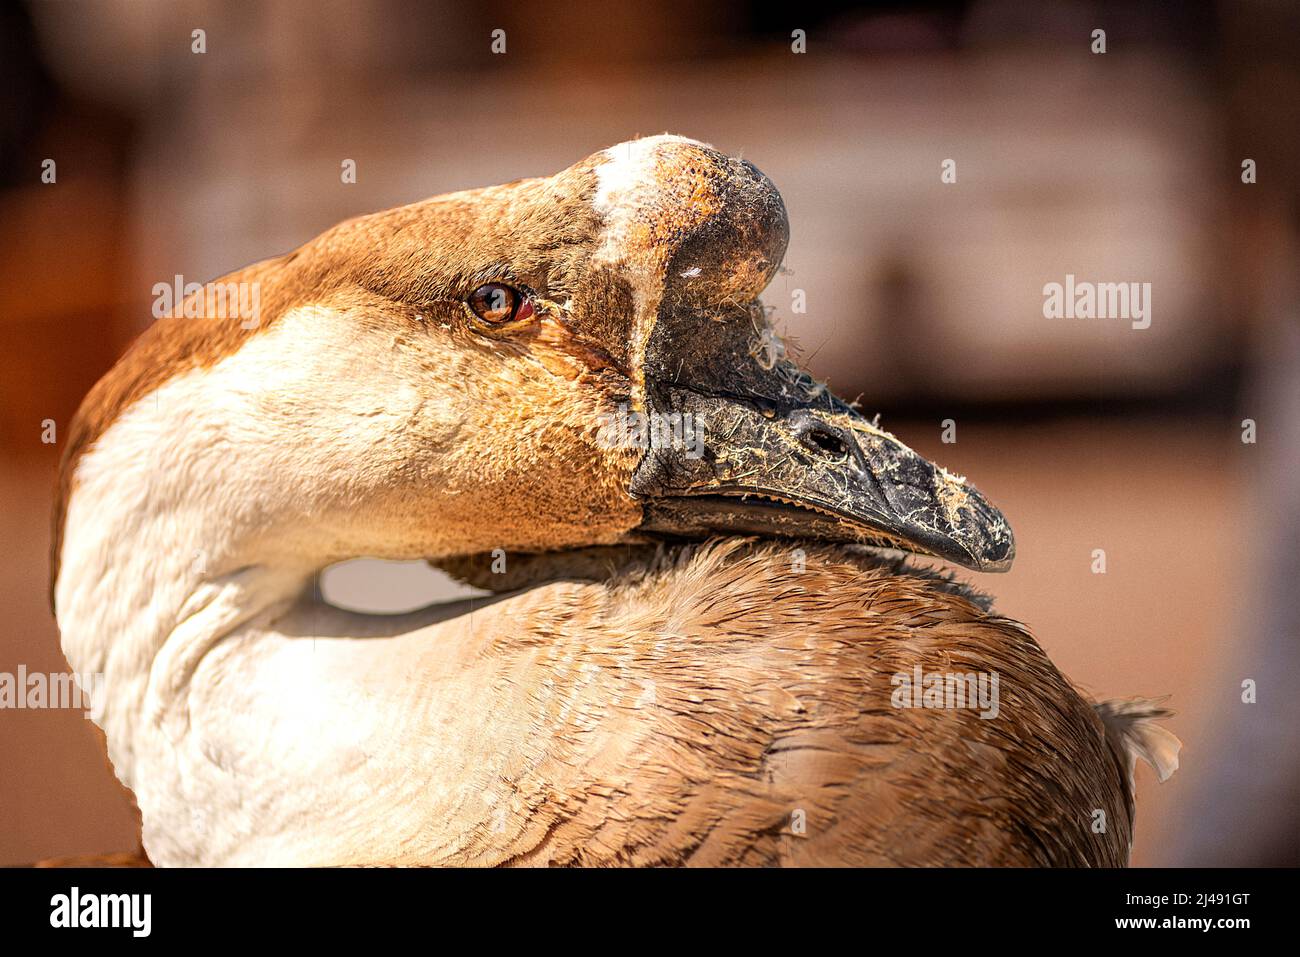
[628,306,1015,573]
[582,140,1013,571]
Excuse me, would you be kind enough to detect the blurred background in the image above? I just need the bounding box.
[1,0,1296,866]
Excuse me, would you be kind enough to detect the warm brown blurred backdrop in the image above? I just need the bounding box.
[1,0,1297,866]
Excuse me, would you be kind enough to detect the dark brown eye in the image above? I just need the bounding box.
[468,282,533,325]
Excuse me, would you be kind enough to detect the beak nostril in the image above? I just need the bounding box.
[801,424,849,461]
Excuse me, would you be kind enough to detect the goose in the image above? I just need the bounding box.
[51,134,1178,867]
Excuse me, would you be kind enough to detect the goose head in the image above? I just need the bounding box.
[206,136,995,568]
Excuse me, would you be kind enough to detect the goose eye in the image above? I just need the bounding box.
[468,283,529,324]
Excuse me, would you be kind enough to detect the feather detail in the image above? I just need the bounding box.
[1096,697,1182,785]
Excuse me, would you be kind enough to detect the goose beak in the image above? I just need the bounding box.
[586,135,1013,571]
[629,344,1016,573]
